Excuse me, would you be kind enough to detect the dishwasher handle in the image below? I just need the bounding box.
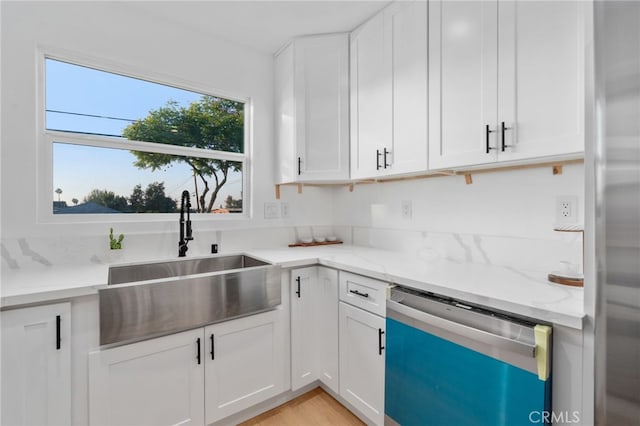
[387,298,542,375]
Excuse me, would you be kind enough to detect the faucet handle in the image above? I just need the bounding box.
[186,221,194,240]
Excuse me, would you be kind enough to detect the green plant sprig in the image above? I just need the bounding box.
[109,227,125,250]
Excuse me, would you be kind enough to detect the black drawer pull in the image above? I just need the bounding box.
[196,338,201,365]
[349,289,369,298]
[486,124,496,154]
[56,315,61,350]
[298,157,302,175]
[378,328,385,355]
[501,121,512,152]
[383,148,390,168]
[295,276,301,298]
[210,334,215,360]
[376,149,382,170]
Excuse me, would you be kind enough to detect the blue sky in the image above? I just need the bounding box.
[47,59,243,210]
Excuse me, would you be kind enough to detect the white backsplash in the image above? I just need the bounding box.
[331,163,585,273]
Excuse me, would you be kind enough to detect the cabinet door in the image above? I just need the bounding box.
[205,309,286,424]
[316,267,339,394]
[350,12,393,179]
[498,1,584,160]
[1,303,71,426]
[386,0,428,175]
[89,328,204,426]
[275,42,296,183]
[295,34,350,181]
[429,0,499,169]
[290,266,318,390]
[339,301,385,426]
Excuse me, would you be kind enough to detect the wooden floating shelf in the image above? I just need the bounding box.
[275,158,584,198]
[548,273,584,287]
[288,240,343,248]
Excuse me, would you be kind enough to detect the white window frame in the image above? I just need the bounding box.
[36,48,252,224]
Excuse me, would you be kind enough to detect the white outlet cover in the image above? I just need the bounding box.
[264,202,280,219]
[556,196,578,224]
[281,202,290,219]
[401,200,412,219]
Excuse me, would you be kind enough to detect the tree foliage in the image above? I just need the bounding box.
[122,96,244,212]
[84,189,129,212]
[84,182,176,213]
[130,182,177,213]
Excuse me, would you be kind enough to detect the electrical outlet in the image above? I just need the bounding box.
[401,200,412,219]
[264,202,280,219]
[556,196,578,223]
[281,202,290,219]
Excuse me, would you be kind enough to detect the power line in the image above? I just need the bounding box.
[46,109,137,123]
[46,128,125,138]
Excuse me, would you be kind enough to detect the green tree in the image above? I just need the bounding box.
[122,96,243,212]
[71,198,79,206]
[129,184,145,213]
[84,189,129,212]
[224,195,242,210]
[55,188,62,201]
[143,182,177,213]
[129,182,176,213]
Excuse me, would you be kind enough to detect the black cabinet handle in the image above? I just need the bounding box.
[501,121,512,152]
[349,289,369,298]
[383,148,390,169]
[196,338,201,365]
[376,149,382,170]
[378,328,385,355]
[56,315,61,350]
[297,157,302,175]
[210,334,215,360]
[295,276,301,298]
[485,124,496,154]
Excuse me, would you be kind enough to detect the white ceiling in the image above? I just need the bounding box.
[131,1,392,55]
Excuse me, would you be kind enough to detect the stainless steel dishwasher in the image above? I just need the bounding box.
[385,286,552,426]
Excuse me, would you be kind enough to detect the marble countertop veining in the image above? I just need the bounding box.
[1,245,584,329]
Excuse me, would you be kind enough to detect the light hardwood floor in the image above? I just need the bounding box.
[239,388,365,426]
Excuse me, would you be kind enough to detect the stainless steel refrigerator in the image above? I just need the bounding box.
[594,1,640,425]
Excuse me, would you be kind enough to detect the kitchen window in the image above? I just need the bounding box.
[41,56,249,219]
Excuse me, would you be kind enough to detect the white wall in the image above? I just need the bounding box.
[0,2,333,260]
[332,163,585,272]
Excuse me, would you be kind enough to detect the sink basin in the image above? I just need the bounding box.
[100,254,281,346]
[108,254,270,285]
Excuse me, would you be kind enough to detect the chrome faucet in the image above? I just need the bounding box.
[178,190,194,257]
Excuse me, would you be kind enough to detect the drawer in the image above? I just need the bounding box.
[339,271,388,317]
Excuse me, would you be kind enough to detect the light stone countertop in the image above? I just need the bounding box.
[1,244,584,329]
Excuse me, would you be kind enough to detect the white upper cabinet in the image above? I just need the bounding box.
[275,33,350,183]
[429,0,585,169]
[497,1,584,161]
[388,0,429,175]
[350,11,392,179]
[350,0,428,179]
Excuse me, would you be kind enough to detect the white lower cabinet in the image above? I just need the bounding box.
[316,267,340,394]
[1,302,72,426]
[205,309,287,424]
[89,309,286,425]
[339,300,385,426]
[290,266,339,393]
[290,267,319,390]
[89,328,205,426]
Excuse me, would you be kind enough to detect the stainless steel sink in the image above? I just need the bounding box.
[100,254,281,346]
[108,254,270,285]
